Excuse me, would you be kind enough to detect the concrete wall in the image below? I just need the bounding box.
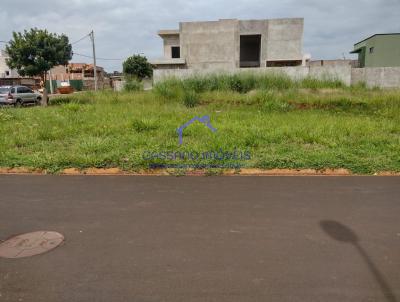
[309,65,352,85]
[266,18,303,62]
[83,78,111,90]
[309,60,358,68]
[162,34,180,59]
[153,66,400,88]
[113,78,154,92]
[154,65,351,85]
[180,19,238,70]
[352,67,400,88]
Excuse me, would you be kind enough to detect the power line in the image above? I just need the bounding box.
[72,52,92,58]
[71,33,90,45]
[73,51,124,61]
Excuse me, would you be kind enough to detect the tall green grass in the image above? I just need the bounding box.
[154,73,346,98]
[124,77,143,92]
[0,86,399,174]
[153,73,349,108]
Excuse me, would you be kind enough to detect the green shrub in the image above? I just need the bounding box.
[122,55,152,80]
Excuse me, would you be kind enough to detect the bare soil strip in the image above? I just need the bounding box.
[0,167,399,176]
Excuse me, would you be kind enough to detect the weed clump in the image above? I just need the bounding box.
[131,119,159,132]
[124,77,143,92]
[181,90,200,108]
[153,78,182,99]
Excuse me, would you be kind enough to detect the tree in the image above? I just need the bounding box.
[122,55,153,81]
[6,28,72,106]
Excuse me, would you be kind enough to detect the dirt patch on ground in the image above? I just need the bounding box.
[60,168,353,176]
[61,168,170,175]
[298,88,345,94]
[237,168,352,176]
[0,167,398,176]
[375,171,400,176]
[0,167,44,174]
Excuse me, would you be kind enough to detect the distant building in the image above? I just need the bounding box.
[151,18,306,70]
[48,63,110,91]
[0,50,41,89]
[49,63,105,81]
[0,50,20,78]
[106,71,124,91]
[350,33,400,67]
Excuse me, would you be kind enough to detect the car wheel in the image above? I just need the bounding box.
[36,97,42,105]
[14,100,23,108]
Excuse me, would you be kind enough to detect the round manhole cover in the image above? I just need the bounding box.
[0,231,64,259]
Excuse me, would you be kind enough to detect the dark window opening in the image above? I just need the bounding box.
[369,47,374,54]
[240,35,261,68]
[171,46,180,58]
[266,60,302,67]
[5,71,10,76]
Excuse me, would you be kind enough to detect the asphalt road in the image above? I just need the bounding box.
[0,176,399,302]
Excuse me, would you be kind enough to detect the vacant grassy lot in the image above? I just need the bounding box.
[0,74,399,174]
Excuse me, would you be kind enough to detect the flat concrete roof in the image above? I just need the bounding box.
[150,58,186,65]
[158,29,179,37]
[178,17,303,25]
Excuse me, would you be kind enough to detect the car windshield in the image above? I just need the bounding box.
[0,87,10,94]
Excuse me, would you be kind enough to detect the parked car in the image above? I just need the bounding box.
[0,85,42,107]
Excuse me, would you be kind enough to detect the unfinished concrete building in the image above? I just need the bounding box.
[151,18,305,70]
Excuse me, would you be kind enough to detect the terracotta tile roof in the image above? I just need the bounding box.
[68,63,104,71]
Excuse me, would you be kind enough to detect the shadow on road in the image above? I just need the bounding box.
[320,220,397,302]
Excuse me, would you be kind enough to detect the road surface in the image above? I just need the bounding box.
[0,175,399,302]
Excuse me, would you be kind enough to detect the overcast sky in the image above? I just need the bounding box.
[1,0,399,72]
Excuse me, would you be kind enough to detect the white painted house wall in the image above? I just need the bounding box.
[0,50,19,78]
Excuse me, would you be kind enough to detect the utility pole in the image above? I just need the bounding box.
[48,70,54,94]
[90,30,97,91]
